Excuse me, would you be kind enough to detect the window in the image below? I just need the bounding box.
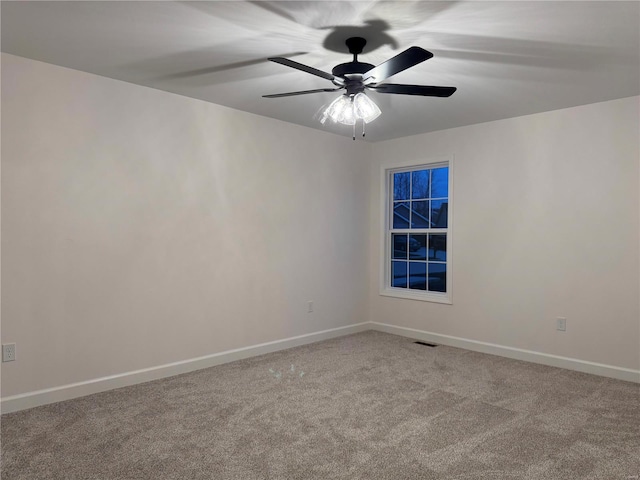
[381,159,452,303]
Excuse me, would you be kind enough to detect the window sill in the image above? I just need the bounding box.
[379,287,452,304]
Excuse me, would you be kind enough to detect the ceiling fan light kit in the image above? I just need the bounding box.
[264,37,456,140]
[320,92,381,130]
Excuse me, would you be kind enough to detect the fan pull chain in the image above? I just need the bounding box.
[362,121,366,138]
[352,122,356,141]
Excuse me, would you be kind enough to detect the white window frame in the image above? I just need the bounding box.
[379,155,453,304]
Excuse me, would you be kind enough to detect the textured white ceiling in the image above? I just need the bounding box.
[2,1,639,142]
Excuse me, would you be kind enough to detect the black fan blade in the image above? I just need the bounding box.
[263,87,343,98]
[369,84,456,97]
[268,57,335,81]
[363,47,434,82]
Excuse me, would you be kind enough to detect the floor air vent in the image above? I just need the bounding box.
[414,341,438,347]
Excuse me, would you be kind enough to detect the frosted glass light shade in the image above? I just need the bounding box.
[353,92,381,123]
[320,95,355,125]
[320,92,381,126]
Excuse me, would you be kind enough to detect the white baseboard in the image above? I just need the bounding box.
[3,321,637,414]
[0,322,370,414]
[370,322,640,383]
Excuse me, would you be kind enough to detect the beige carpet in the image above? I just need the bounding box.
[1,331,639,479]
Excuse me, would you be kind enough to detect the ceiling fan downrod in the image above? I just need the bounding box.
[332,37,376,79]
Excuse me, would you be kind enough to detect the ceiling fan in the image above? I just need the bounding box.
[263,37,456,138]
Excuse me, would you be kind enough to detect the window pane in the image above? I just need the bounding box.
[388,164,450,299]
[431,167,449,198]
[411,201,430,228]
[392,234,408,259]
[428,263,446,292]
[431,200,448,228]
[409,234,427,260]
[411,170,430,199]
[409,262,427,290]
[392,261,407,288]
[393,202,410,228]
[428,234,447,261]
[393,172,410,200]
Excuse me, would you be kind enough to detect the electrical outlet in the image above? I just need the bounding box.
[556,317,567,332]
[2,343,16,362]
[307,301,313,313]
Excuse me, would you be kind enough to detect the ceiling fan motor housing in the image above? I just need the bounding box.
[332,36,374,81]
[332,62,375,78]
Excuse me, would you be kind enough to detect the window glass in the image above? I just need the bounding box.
[409,234,427,260]
[431,167,449,198]
[428,234,447,261]
[431,200,448,228]
[409,262,427,290]
[393,172,410,200]
[393,202,410,229]
[392,261,407,288]
[392,234,408,259]
[411,201,430,228]
[411,170,430,199]
[428,263,446,292]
